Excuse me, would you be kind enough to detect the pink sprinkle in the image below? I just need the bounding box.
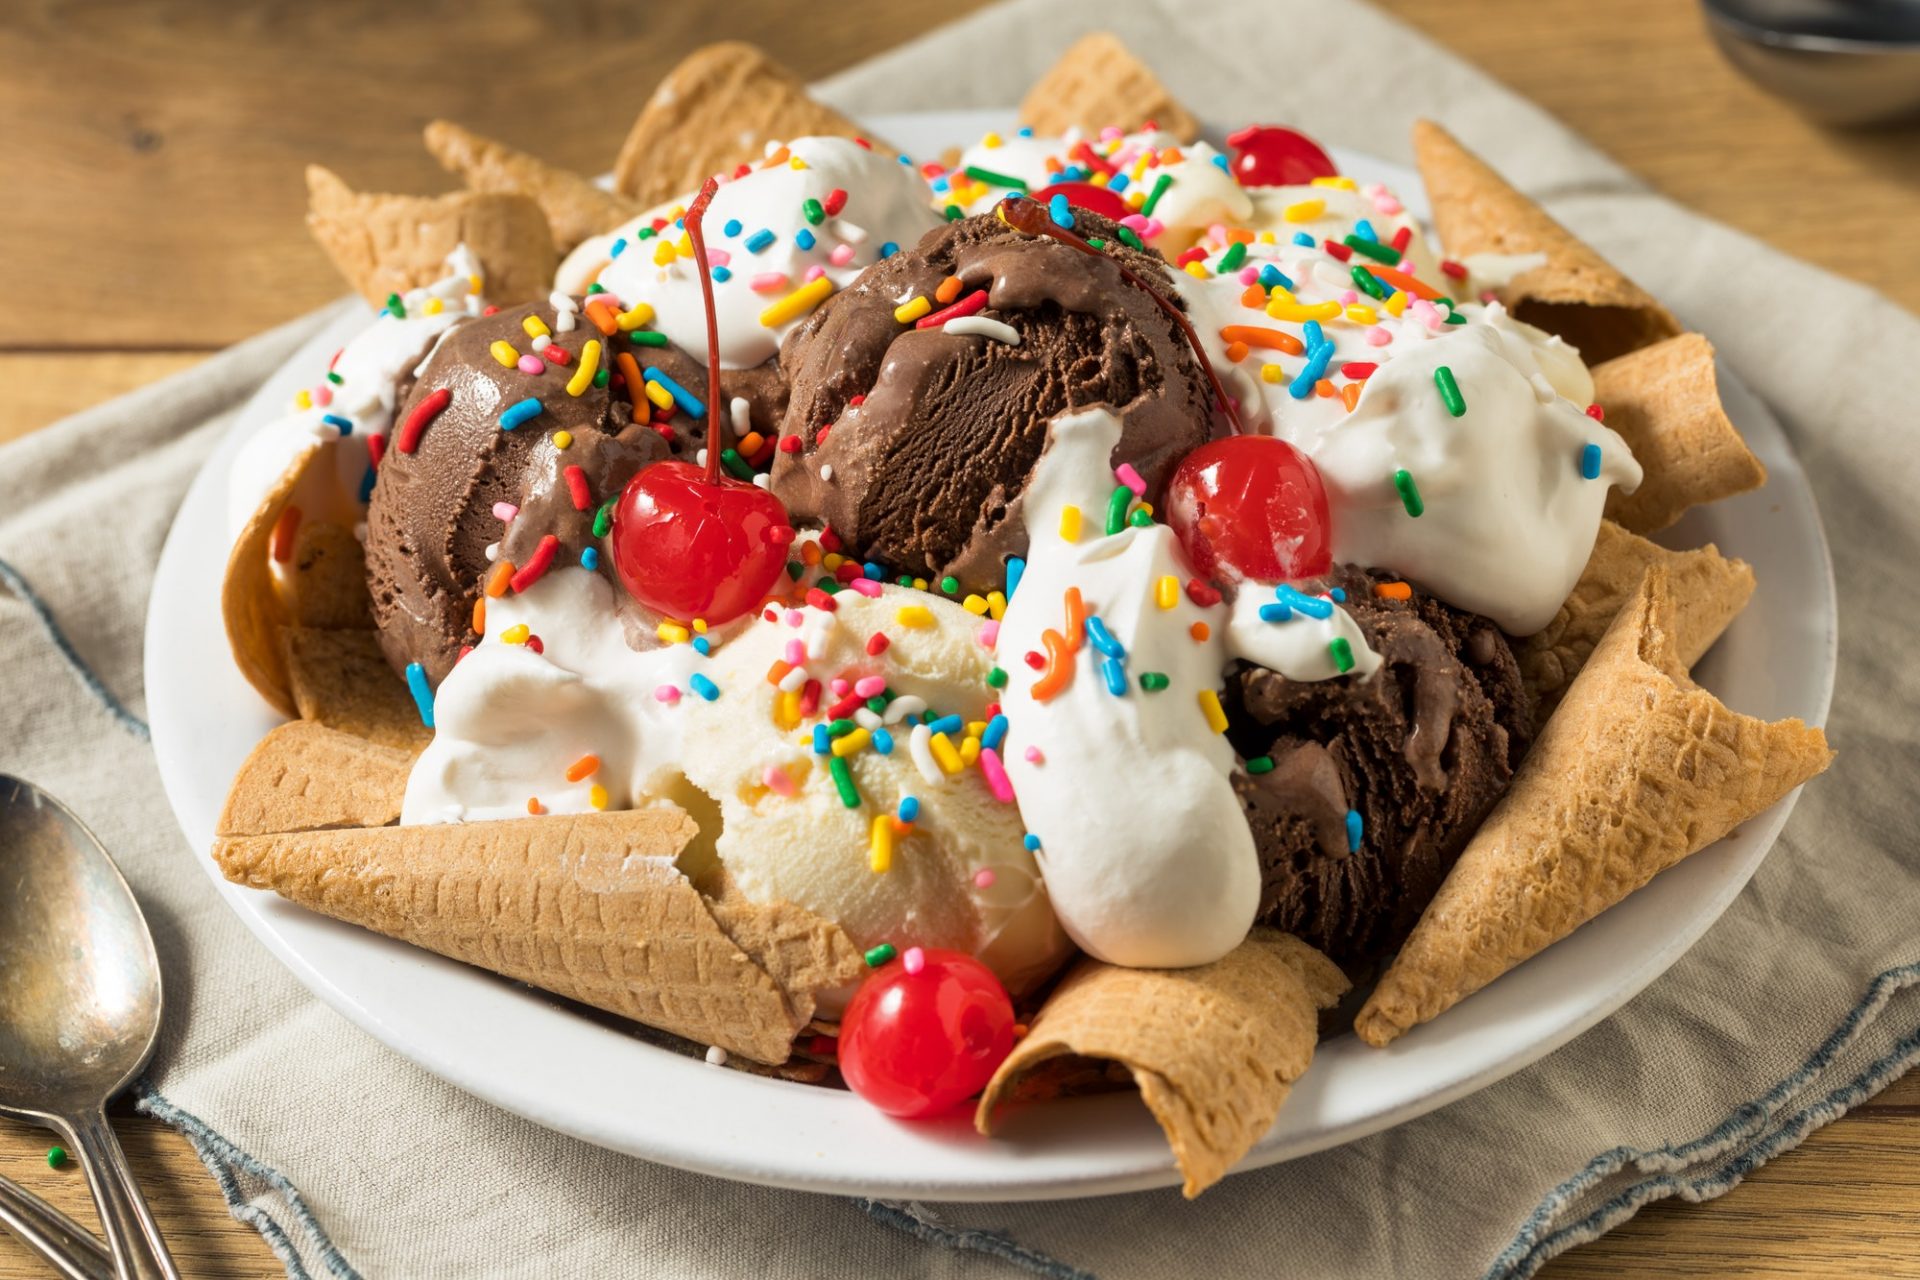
[854,675,887,698]
[313,386,333,407]
[1339,290,1359,305]
[1410,299,1442,330]
[1120,214,1150,233]
[783,638,806,666]
[1023,745,1044,764]
[978,619,1000,647]
[785,609,804,627]
[763,764,795,796]
[978,747,1014,803]
[1237,266,1260,286]
[1365,326,1393,347]
[707,248,731,267]
[1374,194,1404,216]
[803,264,827,282]
[517,355,546,375]
[749,271,789,293]
[1115,462,1146,497]
[901,946,926,975]
[654,685,681,704]
[830,677,851,696]
[973,868,997,889]
[828,243,856,267]
[1099,125,1123,141]
[1142,217,1165,240]
[492,502,519,522]
[1479,289,1501,304]
[848,577,883,598]
[1206,222,1228,245]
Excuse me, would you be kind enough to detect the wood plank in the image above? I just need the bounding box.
[0,352,209,445]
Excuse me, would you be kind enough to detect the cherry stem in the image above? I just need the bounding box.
[684,176,726,485]
[997,195,1243,435]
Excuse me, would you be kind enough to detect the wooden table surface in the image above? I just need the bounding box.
[2,2,1914,1276]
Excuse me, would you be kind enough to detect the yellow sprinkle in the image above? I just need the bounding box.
[1256,230,1276,244]
[987,590,1007,621]
[775,689,802,730]
[294,389,312,410]
[1156,576,1179,610]
[790,156,808,170]
[692,618,708,634]
[1059,505,1083,542]
[652,240,677,267]
[896,605,934,629]
[962,594,989,616]
[522,315,551,340]
[983,132,1003,148]
[929,732,964,774]
[656,621,691,645]
[1183,261,1210,279]
[758,277,835,328]
[424,297,444,315]
[468,273,484,294]
[554,430,573,449]
[489,340,519,367]
[1090,171,1110,188]
[1310,175,1358,191]
[1282,198,1326,223]
[1266,298,1343,323]
[832,728,872,758]
[959,736,981,767]
[1198,688,1229,734]
[616,302,656,331]
[567,339,602,397]
[823,552,845,570]
[1138,500,1153,517]
[588,784,609,811]
[967,720,988,738]
[912,578,929,591]
[868,814,894,873]
[501,623,531,645]
[1385,291,1409,316]
[1345,304,1379,325]
[1261,363,1286,384]
[676,232,692,254]
[894,296,932,324]
[644,380,675,411]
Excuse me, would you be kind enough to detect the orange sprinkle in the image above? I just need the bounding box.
[1219,326,1305,356]
[1062,587,1089,653]
[1365,264,1442,300]
[585,300,620,335]
[1240,285,1267,309]
[1190,621,1212,642]
[761,145,790,168]
[739,430,764,456]
[527,798,546,816]
[1341,382,1362,412]
[485,560,515,598]
[269,505,302,563]
[935,275,964,304]
[616,351,645,408]
[1374,581,1413,600]
[1224,340,1250,363]
[1223,227,1255,245]
[1030,628,1074,701]
[1162,146,1184,164]
[1315,378,1337,398]
[470,597,486,635]
[565,754,601,783]
[800,540,823,566]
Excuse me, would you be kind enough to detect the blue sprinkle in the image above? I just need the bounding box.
[1023,832,1042,851]
[927,714,964,737]
[879,241,898,259]
[579,547,600,572]
[674,217,685,230]
[321,413,353,435]
[794,228,817,251]
[1345,809,1364,852]
[1085,616,1125,659]
[872,728,895,756]
[1329,587,1347,603]
[1258,263,1293,291]
[930,175,951,194]
[1211,153,1230,172]
[609,238,628,259]
[897,153,911,166]
[692,635,711,656]
[864,561,885,581]
[1101,655,1127,696]
[744,228,776,253]
[689,672,719,702]
[1292,231,1316,247]
[812,725,831,754]
[723,219,742,237]
[711,266,732,283]
[641,366,706,418]
[498,398,545,430]
[1259,602,1293,623]
[1044,170,1066,186]
[1048,194,1075,229]
[1005,557,1025,599]
[358,466,377,504]
[1302,320,1325,349]
[899,795,921,823]
[1017,126,1034,138]
[1288,343,1335,400]
[1581,442,1603,480]
[1354,218,1379,243]
[404,662,434,728]
[1276,584,1333,619]
[982,714,1009,752]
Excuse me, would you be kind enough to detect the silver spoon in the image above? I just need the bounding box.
[0,776,180,1279]
[0,1170,112,1280]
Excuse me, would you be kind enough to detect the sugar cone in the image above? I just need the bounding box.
[212,810,865,1063]
[284,517,371,629]
[424,120,641,254]
[305,164,556,309]
[1355,569,1832,1047]
[1518,521,1754,726]
[1411,120,1679,365]
[977,930,1347,1198]
[1018,33,1201,143]
[1592,333,1766,534]
[222,443,313,717]
[218,720,412,838]
[282,627,430,751]
[611,43,877,208]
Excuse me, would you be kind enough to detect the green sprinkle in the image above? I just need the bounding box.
[1329,637,1355,673]
[1444,310,1468,325]
[827,718,857,738]
[939,575,960,595]
[1128,507,1153,529]
[1086,236,1107,249]
[828,755,861,808]
[1434,366,1466,418]
[986,666,1008,688]
[588,280,608,291]
[385,292,405,318]
[964,164,1029,191]
[47,1146,66,1169]
[1343,235,1402,266]
[786,560,804,581]
[1394,469,1424,517]
[592,366,611,389]
[802,198,826,226]
[944,203,965,221]
[1142,172,1173,217]
[815,577,841,593]
[1350,264,1387,300]
[629,330,671,347]
[864,942,897,968]
[1217,241,1247,273]
[1116,226,1144,251]
[1105,483,1132,535]
[867,695,890,713]
[591,501,615,539]
[1138,671,1170,692]
[635,227,656,240]
[325,371,344,386]
[1245,755,1275,775]
[720,447,754,480]
[896,574,916,587]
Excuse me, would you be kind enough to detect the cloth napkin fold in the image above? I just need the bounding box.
[3,1,1915,1276]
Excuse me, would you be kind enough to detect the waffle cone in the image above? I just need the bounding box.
[1411,120,1679,364]
[212,809,865,1064]
[977,930,1347,1198]
[1518,521,1754,726]
[611,43,875,208]
[222,444,313,717]
[1355,569,1832,1047]
[219,719,412,838]
[305,164,556,309]
[1019,33,1200,143]
[283,627,431,751]
[424,120,640,254]
[1593,333,1766,534]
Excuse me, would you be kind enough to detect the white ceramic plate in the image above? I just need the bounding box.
[146,111,1836,1200]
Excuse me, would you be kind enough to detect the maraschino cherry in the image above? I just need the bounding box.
[610,176,791,624]
[837,948,1016,1119]
[1226,125,1339,188]
[1166,436,1332,583]
[1027,180,1130,222]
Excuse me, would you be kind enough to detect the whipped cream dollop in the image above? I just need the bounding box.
[1225,582,1383,682]
[565,136,941,371]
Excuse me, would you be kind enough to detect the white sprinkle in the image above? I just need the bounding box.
[705,1045,728,1066]
[696,448,708,468]
[819,464,834,482]
[778,665,809,692]
[908,722,945,786]
[730,396,751,437]
[883,694,927,725]
[753,473,772,490]
[943,316,1021,345]
[484,541,499,562]
[531,334,552,353]
[854,707,883,730]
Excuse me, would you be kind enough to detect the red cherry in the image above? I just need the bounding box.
[609,460,791,624]
[838,949,1015,1119]
[1166,436,1332,584]
[1226,125,1339,188]
[1027,180,1131,222]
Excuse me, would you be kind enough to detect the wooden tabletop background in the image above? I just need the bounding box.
[2,1,1915,1276]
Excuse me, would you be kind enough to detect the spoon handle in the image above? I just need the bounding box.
[0,1172,112,1280]
[56,1109,181,1280]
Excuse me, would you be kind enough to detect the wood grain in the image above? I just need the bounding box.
[2,1,1915,1276]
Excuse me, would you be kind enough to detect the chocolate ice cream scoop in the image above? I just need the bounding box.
[364,300,669,685]
[1224,567,1532,964]
[770,210,1217,591]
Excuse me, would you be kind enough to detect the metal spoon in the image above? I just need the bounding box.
[0,1171,112,1280]
[0,776,180,1279]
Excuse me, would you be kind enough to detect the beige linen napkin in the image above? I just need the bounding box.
[2,2,1914,1276]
